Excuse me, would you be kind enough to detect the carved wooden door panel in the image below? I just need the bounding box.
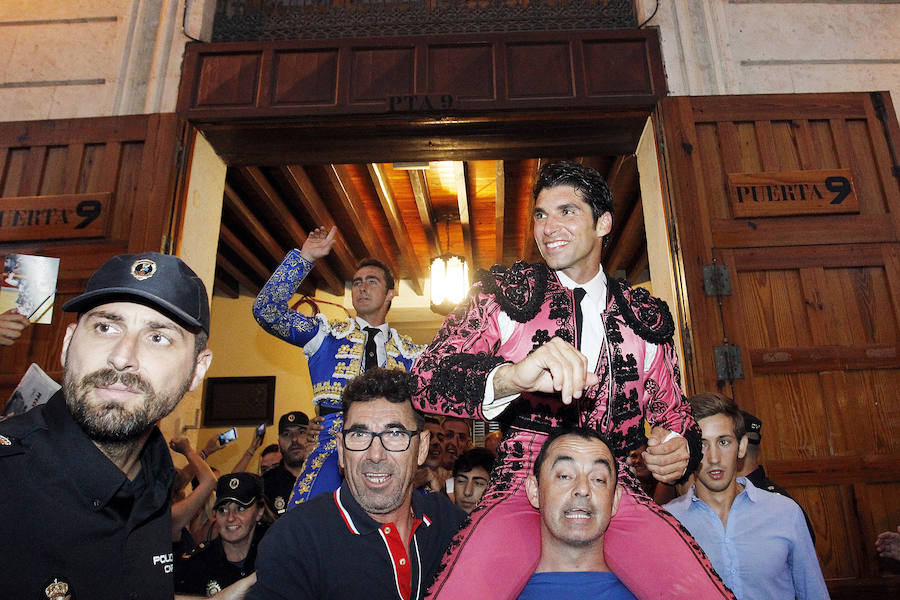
[660,92,900,599]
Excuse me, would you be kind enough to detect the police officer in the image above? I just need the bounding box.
[738,410,816,543]
[0,252,213,599]
[262,410,309,516]
[175,473,269,598]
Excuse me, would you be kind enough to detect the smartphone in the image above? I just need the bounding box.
[217,427,238,446]
[255,423,266,438]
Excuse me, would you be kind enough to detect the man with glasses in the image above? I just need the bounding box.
[247,368,465,600]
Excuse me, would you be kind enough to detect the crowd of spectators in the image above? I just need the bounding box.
[4,161,895,600]
[162,399,504,595]
[149,386,867,600]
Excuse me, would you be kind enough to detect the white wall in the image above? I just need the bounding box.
[639,0,900,120]
[0,0,214,121]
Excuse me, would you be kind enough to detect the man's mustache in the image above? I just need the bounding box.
[82,368,153,396]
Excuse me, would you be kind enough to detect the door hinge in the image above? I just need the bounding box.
[714,343,744,381]
[703,264,732,297]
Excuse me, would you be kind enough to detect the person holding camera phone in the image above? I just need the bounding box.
[227,424,268,476]
[195,429,234,464]
[195,424,271,478]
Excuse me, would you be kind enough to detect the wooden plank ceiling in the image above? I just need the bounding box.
[214,155,647,301]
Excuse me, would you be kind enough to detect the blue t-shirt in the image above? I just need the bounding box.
[517,571,636,599]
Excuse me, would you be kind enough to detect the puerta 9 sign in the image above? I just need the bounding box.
[0,193,110,242]
[727,169,858,218]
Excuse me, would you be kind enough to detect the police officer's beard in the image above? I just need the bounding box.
[283,445,306,469]
[64,367,191,445]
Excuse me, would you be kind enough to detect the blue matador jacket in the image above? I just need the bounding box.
[252,249,424,505]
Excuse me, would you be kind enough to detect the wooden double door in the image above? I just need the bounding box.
[661,92,900,598]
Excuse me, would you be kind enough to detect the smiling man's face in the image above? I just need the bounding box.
[337,397,428,521]
[533,185,611,284]
[526,434,621,549]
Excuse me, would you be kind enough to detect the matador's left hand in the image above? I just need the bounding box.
[642,426,689,484]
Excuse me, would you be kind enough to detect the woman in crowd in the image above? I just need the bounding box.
[175,472,271,599]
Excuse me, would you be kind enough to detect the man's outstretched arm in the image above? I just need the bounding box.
[252,226,337,348]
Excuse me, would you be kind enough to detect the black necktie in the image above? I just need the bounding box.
[573,287,586,350]
[363,327,380,371]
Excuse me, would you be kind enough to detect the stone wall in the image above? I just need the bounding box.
[4,1,897,121]
[1,0,214,121]
[640,0,900,119]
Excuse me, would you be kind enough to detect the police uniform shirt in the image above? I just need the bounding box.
[262,462,298,517]
[175,523,268,596]
[0,391,176,600]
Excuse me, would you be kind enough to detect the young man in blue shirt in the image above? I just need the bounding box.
[518,428,636,599]
[665,393,829,600]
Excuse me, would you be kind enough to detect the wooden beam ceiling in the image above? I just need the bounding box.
[408,169,442,259]
[243,166,345,296]
[222,182,284,266]
[219,223,271,283]
[367,163,425,295]
[326,163,395,273]
[217,252,260,293]
[213,157,647,303]
[454,161,475,271]
[283,164,358,277]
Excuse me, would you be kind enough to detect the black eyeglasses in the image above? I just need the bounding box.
[341,428,421,452]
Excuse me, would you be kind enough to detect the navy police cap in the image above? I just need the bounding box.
[62,252,210,334]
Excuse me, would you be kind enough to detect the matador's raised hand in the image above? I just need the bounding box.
[300,226,338,262]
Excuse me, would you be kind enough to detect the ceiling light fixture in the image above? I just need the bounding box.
[430,215,469,315]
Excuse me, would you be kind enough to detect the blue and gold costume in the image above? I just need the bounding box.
[252,249,424,506]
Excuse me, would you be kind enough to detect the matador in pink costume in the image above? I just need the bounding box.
[411,162,735,600]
